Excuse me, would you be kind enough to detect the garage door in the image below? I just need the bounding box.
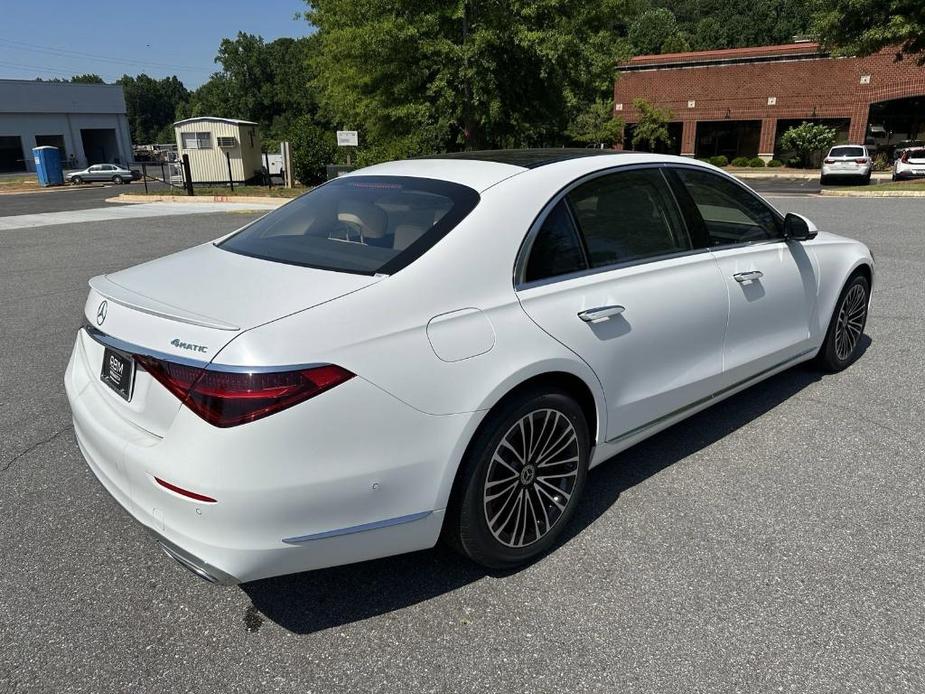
[0,136,26,172]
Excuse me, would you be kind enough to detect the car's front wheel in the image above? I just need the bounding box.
[72,176,83,184]
[446,386,590,569]
[816,273,870,372]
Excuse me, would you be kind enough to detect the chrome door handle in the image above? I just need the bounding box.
[733,270,763,283]
[578,305,625,323]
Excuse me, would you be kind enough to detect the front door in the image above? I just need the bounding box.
[670,166,818,386]
[516,167,729,442]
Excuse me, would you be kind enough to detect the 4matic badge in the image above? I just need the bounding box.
[171,338,209,353]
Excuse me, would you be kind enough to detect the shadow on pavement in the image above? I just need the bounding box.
[243,340,870,634]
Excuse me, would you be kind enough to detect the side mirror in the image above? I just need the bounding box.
[783,212,818,241]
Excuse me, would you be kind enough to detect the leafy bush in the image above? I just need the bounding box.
[731,156,751,167]
[748,157,766,167]
[708,155,728,167]
[767,159,784,167]
[287,117,337,185]
[872,153,890,171]
[786,157,801,168]
[778,122,838,168]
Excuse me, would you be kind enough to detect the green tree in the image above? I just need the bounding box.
[305,0,644,152]
[631,98,673,151]
[187,33,320,141]
[567,98,624,147]
[813,0,925,64]
[70,74,105,84]
[778,121,838,167]
[628,8,686,54]
[689,17,728,50]
[118,74,189,144]
[287,115,338,184]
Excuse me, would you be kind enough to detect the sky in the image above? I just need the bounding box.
[0,0,310,87]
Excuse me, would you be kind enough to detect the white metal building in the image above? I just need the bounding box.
[174,117,263,185]
[0,79,133,172]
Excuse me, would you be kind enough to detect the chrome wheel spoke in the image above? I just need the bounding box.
[483,408,580,548]
[833,283,867,361]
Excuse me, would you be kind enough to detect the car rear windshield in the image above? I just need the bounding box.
[218,176,480,275]
[906,148,925,159]
[830,146,865,158]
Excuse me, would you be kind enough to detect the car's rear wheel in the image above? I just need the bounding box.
[113,175,124,184]
[819,175,828,185]
[816,273,870,372]
[446,386,590,569]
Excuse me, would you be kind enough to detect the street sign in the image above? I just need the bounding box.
[336,130,359,147]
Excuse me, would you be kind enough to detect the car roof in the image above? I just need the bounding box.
[414,148,644,168]
[353,149,652,192]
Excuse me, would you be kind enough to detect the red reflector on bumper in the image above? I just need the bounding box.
[154,477,217,503]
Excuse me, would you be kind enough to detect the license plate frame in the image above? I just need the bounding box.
[100,347,135,401]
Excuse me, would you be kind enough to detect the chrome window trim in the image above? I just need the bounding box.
[513,162,701,290]
[82,326,328,374]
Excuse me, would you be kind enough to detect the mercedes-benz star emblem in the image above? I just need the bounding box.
[96,300,108,326]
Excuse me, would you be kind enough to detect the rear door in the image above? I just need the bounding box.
[668,166,818,386]
[516,166,729,442]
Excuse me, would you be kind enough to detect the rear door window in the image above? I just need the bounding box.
[566,168,691,268]
[524,200,588,282]
[219,176,480,275]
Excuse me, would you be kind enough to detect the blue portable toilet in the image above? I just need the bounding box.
[33,146,64,186]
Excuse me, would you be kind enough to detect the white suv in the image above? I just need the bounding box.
[821,145,872,185]
[892,147,925,181]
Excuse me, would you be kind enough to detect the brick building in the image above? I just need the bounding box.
[613,42,925,161]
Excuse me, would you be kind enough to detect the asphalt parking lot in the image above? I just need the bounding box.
[1,194,923,692]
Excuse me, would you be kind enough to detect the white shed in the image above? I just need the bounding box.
[174,117,262,185]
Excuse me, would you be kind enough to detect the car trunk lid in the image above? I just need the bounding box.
[79,242,381,436]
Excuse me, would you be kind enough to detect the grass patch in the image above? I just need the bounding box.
[870,180,925,191]
[0,174,41,193]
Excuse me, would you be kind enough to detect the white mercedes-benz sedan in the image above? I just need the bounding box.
[65,150,874,584]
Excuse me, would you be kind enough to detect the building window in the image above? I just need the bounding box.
[181,132,212,149]
[217,136,237,148]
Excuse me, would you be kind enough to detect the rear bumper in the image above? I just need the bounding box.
[64,332,474,583]
[821,164,870,178]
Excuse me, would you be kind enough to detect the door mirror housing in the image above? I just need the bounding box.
[783,212,818,241]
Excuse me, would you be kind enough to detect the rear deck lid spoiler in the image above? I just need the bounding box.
[89,275,240,331]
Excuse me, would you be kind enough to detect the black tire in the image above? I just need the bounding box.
[113,175,123,184]
[815,273,870,372]
[445,386,590,569]
[819,175,828,186]
[72,176,83,184]
[892,173,897,182]
[863,171,871,185]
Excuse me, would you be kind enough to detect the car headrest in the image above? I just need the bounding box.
[337,200,387,238]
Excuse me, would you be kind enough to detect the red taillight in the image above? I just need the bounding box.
[824,158,835,164]
[901,151,910,162]
[154,477,217,503]
[135,356,354,427]
[855,158,867,164]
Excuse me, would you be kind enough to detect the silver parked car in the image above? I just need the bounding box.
[67,163,140,185]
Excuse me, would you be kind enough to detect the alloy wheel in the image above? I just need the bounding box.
[483,408,580,548]
[834,283,867,361]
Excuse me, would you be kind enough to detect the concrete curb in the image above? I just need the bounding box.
[818,189,925,197]
[110,193,287,206]
[729,170,892,181]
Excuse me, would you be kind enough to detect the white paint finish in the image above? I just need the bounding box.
[0,202,276,231]
[426,308,496,362]
[710,241,818,385]
[519,252,729,441]
[348,157,526,192]
[63,152,874,582]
